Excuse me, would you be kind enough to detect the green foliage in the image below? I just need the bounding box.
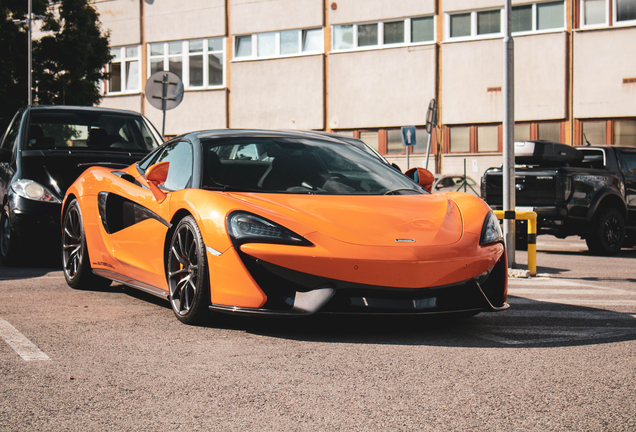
[0,0,110,131]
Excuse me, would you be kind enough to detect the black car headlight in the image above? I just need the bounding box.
[480,211,503,245]
[11,179,61,204]
[227,211,313,247]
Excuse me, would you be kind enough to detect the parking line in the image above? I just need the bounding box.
[0,320,50,361]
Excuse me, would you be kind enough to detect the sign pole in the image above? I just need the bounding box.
[424,99,437,171]
[503,0,516,267]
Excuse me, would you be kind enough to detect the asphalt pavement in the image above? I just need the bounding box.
[0,237,635,431]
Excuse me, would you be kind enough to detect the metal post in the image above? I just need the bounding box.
[406,144,410,170]
[27,0,32,106]
[502,0,516,267]
[161,74,168,138]
[424,132,432,170]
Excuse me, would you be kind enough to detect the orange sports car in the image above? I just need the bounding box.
[61,130,508,324]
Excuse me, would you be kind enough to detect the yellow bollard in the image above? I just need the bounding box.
[493,210,537,277]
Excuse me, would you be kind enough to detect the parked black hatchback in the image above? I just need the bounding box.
[0,106,163,265]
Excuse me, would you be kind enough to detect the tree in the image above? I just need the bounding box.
[0,0,110,130]
[34,0,111,106]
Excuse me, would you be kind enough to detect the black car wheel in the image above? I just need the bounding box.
[167,216,210,325]
[62,199,111,289]
[0,206,21,266]
[586,208,625,256]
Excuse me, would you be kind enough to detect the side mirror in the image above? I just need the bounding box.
[145,161,169,202]
[0,148,11,163]
[405,167,435,193]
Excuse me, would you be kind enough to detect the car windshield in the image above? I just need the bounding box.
[27,110,161,152]
[201,136,426,195]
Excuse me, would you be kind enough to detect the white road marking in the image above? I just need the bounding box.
[0,319,50,361]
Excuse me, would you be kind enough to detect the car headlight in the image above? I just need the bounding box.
[480,211,503,245]
[227,212,313,247]
[11,179,61,204]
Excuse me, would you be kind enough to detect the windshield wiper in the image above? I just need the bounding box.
[383,188,425,195]
[201,185,262,193]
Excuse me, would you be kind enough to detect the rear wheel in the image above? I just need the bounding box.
[62,199,111,289]
[0,206,21,266]
[167,216,210,325]
[585,208,625,256]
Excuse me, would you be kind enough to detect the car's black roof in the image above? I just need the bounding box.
[26,105,145,116]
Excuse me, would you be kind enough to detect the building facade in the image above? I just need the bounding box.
[94,0,636,181]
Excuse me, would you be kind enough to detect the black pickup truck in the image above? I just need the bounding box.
[481,141,636,255]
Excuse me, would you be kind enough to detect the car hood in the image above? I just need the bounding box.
[228,193,463,247]
[20,151,146,199]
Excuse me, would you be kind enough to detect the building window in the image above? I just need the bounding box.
[449,127,471,153]
[448,9,502,39]
[616,0,636,23]
[332,16,435,51]
[449,2,565,40]
[580,0,636,27]
[477,125,499,152]
[478,10,501,35]
[537,122,561,142]
[614,120,636,146]
[234,29,323,60]
[515,124,531,141]
[149,38,225,89]
[582,121,605,144]
[108,46,140,94]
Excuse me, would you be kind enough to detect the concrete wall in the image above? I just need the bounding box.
[444,0,542,12]
[573,27,636,119]
[94,0,140,46]
[145,0,226,42]
[442,32,567,124]
[329,0,435,24]
[99,94,142,113]
[329,45,437,129]
[230,56,324,130]
[144,90,227,135]
[230,0,323,35]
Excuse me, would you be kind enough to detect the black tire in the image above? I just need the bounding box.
[167,216,210,325]
[0,206,21,266]
[61,199,112,289]
[585,208,625,256]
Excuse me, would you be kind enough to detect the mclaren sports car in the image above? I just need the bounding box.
[61,130,508,324]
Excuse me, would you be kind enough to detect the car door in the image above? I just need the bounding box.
[108,140,195,291]
[617,148,636,225]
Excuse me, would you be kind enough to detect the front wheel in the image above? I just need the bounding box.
[585,208,625,256]
[167,216,210,325]
[62,199,111,289]
[0,206,21,266]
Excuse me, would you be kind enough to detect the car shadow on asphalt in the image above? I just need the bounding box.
[196,297,636,350]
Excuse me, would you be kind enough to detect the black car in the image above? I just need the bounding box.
[0,106,163,265]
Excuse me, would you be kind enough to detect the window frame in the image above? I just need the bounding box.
[232,28,324,61]
[578,0,636,28]
[147,37,226,90]
[614,0,636,26]
[106,45,141,95]
[331,16,436,53]
[576,118,636,146]
[512,1,567,36]
[445,2,566,41]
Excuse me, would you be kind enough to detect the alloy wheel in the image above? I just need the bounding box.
[168,223,199,315]
[62,205,83,279]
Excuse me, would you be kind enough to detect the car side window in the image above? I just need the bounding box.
[620,150,636,174]
[152,141,193,191]
[1,110,23,151]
